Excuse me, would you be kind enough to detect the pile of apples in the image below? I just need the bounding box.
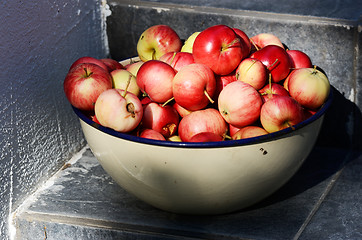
[63,24,331,142]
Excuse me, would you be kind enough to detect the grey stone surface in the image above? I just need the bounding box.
[15,145,361,239]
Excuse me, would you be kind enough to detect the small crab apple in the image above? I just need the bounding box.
[111,69,140,96]
[125,61,144,77]
[259,82,290,103]
[178,108,228,142]
[250,33,284,50]
[94,88,143,133]
[218,81,263,128]
[232,126,268,140]
[286,49,313,69]
[101,58,124,72]
[232,28,252,58]
[235,58,267,90]
[142,102,180,138]
[159,52,195,72]
[136,25,182,62]
[140,129,166,141]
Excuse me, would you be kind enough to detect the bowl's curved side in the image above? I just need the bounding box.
[80,115,324,215]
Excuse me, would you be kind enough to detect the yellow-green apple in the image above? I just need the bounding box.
[218,81,263,128]
[159,52,195,72]
[250,45,292,82]
[286,49,313,69]
[125,61,144,77]
[260,95,304,133]
[259,82,290,102]
[142,102,180,138]
[232,126,268,140]
[250,33,284,50]
[136,60,176,103]
[63,63,112,111]
[69,56,108,72]
[181,31,200,53]
[101,58,124,72]
[136,25,182,62]
[235,58,267,90]
[232,28,252,58]
[178,108,228,142]
[140,129,166,141]
[192,24,244,75]
[287,67,330,110]
[173,63,216,111]
[94,88,143,133]
[189,132,224,142]
[110,69,140,96]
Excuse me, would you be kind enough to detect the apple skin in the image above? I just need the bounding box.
[181,31,200,53]
[136,25,182,62]
[287,68,330,110]
[172,102,193,118]
[69,56,108,72]
[173,63,216,111]
[140,129,166,141]
[125,61,144,77]
[215,71,237,99]
[178,108,228,142]
[189,132,224,142]
[250,45,292,83]
[250,33,284,50]
[232,126,268,140]
[192,24,244,75]
[232,28,252,58]
[101,58,124,72]
[287,50,312,69]
[142,102,180,138]
[110,69,140,96]
[229,124,241,137]
[259,82,290,102]
[94,88,143,133]
[235,58,267,90]
[63,63,113,111]
[260,95,304,133]
[136,60,176,103]
[159,51,195,72]
[218,81,263,128]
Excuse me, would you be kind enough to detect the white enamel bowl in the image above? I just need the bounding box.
[73,59,333,215]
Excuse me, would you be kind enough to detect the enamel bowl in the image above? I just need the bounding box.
[73,59,333,215]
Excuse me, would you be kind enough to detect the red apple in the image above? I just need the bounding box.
[229,124,241,137]
[126,61,144,77]
[142,102,180,138]
[101,58,124,72]
[173,63,216,111]
[232,28,252,58]
[287,50,313,69]
[193,24,244,75]
[172,102,193,117]
[69,56,108,72]
[287,67,330,110]
[259,82,290,102]
[159,52,195,72]
[136,60,176,103]
[136,25,182,62]
[178,108,228,142]
[250,33,284,50]
[218,81,263,128]
[215,71,237,99]
[232,126,268,140]
[110,69,140,96]
[250,45,292,82]
[235,58,267,90]
[140,129,166,141]
[260,95,304,133]
[189,132,224,142]
[94,88,143,133]
[63,63,113,111]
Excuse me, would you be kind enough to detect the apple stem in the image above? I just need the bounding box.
[222,38,240,51]
[152,50,157,60]
[169,52,177,66]
[83,68,93,78]
[250,39,259,51]
[246,59,257,72]
[267,58,279,71]
[204,90,214,104]
[162,97,174,107]
[122,75,132,98]
[286,122,296,130]
[268,73,272,91]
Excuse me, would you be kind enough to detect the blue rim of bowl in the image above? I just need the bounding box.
[72,88,333,149]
